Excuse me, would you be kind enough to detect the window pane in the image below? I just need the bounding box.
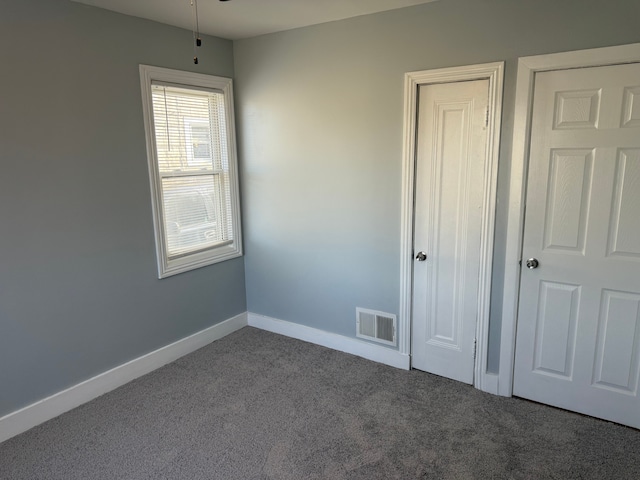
[151,85,226,174]
[161,175,231,258]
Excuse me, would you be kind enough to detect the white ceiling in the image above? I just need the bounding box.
[71,0,439,40]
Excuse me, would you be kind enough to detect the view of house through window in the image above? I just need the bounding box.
[140,66,242,277]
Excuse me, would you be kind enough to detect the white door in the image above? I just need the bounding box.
[411,79,489,384]
[514,63,640,429]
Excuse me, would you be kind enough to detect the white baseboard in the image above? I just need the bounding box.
[0,312,248,444]
[247,313,410,370]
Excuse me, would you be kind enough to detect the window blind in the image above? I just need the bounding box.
[150,84,233,258]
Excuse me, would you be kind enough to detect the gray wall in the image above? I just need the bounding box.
[234,0,640,372]
[0,0,246,417]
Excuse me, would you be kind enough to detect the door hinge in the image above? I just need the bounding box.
[485,107,489,127]
[473,338,477,360]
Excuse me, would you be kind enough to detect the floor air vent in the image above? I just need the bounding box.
[356,308,397,346]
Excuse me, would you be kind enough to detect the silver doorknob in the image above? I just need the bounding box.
[415,251,427,261]
[526,258,539,269]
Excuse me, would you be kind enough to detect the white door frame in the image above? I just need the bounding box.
[399,62,504,392]
[499,43,640,397]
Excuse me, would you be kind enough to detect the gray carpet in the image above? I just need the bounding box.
[1,327,639,479]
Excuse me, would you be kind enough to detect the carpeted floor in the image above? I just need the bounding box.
[1,327,639,479]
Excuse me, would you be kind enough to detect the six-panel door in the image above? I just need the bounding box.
[514,63,640,429]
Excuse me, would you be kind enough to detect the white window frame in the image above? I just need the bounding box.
[139,65,243,278]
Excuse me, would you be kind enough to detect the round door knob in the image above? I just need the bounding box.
[415,251,427,261]
[526,258,539,269]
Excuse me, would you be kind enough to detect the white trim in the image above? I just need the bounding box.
[139,65,243,278]
[0,312,248,444]
[399,62,504,393]
[500,43,640,397]
[248,313,410,370]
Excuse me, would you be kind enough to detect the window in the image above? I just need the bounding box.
[139,65,242,277]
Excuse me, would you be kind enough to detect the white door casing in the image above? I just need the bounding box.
[399,62,503,392]
[500,43,640,398]
[513,63,640,429]
[411,79,489,384]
